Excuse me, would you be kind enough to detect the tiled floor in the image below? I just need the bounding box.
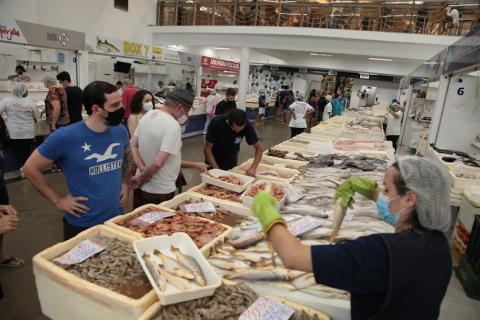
[0,120,478,319]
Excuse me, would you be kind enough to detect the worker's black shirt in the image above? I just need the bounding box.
[206,115,258,170]
[65,86,83,124]
[311,230,451,320]
[214,100,237,115]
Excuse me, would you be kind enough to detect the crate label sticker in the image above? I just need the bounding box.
[183,201,216,213]
[137,211,176,225]
[53,239,106,265]
[288,216,322,236]
[239,297,295,320]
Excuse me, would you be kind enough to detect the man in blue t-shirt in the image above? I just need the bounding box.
[23,81,132,240]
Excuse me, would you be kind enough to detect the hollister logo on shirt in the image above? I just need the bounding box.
[234,137,242,144]
[82,142,123,176]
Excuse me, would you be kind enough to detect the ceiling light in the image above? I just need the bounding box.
[320,54,332,57]
[369,57,393,62]
[212,47,230,50]
[200,6,208,12]
[310,53,319,56]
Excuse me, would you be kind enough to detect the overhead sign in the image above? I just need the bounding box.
[178,51,201,66]
[0,20,85,50]
[89,36,164,61]
[163,48,181,64]
[201,56,240,73]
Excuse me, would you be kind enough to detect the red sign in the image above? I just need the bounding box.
[201,56,240,73]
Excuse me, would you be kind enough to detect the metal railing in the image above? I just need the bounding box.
[156,0,480,36]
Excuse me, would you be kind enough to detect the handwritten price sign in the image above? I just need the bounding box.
[183,201,216,213]
[53,239,105,265]
[239,297,295,320]
[288,216,323,236]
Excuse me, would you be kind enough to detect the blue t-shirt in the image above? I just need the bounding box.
[38,121,129,227]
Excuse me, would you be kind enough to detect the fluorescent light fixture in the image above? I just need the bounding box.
[320,53,332,57]
[280,13,308,16]
[200,6,208,12]
[369,57,393,62]
[310,53,319,56]
[211,47,230,50]
[167,45,179,50]
[386,1,423,4]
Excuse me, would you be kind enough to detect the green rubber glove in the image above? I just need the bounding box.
[251,191,286,234]
[334,177,377,208]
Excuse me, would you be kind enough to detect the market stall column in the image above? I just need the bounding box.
[196,65,203,97]
[238,47,250,110]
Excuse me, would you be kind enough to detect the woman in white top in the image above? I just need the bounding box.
[386,103,403,151]
[127,90,154,137]
[322,95,333,122]
[288,99,315,138]
[0,82,39,168]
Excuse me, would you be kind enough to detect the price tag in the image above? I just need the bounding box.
[333,160,344,165]
[53,239,105,265]
[286,186,304,203]
[288,216,323,236]
[137,211,176,225]
[183,201,216,213]
[239,297,295,320]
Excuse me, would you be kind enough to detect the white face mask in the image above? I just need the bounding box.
[143,101,153,111]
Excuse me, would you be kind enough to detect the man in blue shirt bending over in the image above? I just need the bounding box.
[23,81,132,240]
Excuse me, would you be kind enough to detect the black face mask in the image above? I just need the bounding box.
[102,107,125,126]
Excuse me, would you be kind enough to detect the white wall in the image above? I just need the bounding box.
[350,79,400,107]
[0,0,156,44]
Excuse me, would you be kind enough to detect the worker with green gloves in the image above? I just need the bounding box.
[250,157,452,320]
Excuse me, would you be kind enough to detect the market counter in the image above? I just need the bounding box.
[182,113,207,138]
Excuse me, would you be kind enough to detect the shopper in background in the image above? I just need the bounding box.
[308,89,319,126]
[205,109,263,177]
[0,82,40,169]
[23,81,132,240]
[251,156,451,320]
[116,81,123,97]
[56,71,83,124]
[185,82,194,92]
[322,95,333,121]
[203,89,218,134]
[288,98,315,138]
[43,74,69,132]
[7,65,31,82]
[256,91,267,126]
[129,89,207,208]
[127,90,154,137]
[282,90,295,124]
[154,81,164,97]
[214,88,237,115]
[332,94,346,117]
[386,103,403,151]
[316,91,328,123]
[121,79,138,123]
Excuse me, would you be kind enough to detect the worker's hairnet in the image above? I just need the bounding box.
[12,82,27,97]
[325,95,333,101]
[396,156,451,232]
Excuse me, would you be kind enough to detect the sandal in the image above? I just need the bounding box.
[0,256,24,268]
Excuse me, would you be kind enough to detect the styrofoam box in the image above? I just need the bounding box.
[233,160,299,183]
[446,164,480,190]
[261,154,309,169]
[105,203,232,257]
[188,183,250,214]
[271,144,319,158]
[160,191,251,218]
[32,225,157,320]
[201,168,255,193]
[133,233,222,306]
[136,288,331,320]
[240,180,288,210]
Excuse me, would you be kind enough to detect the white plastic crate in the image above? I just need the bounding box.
[32,225,157,320]
[133,233,222,306]
[201,169,255,193]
